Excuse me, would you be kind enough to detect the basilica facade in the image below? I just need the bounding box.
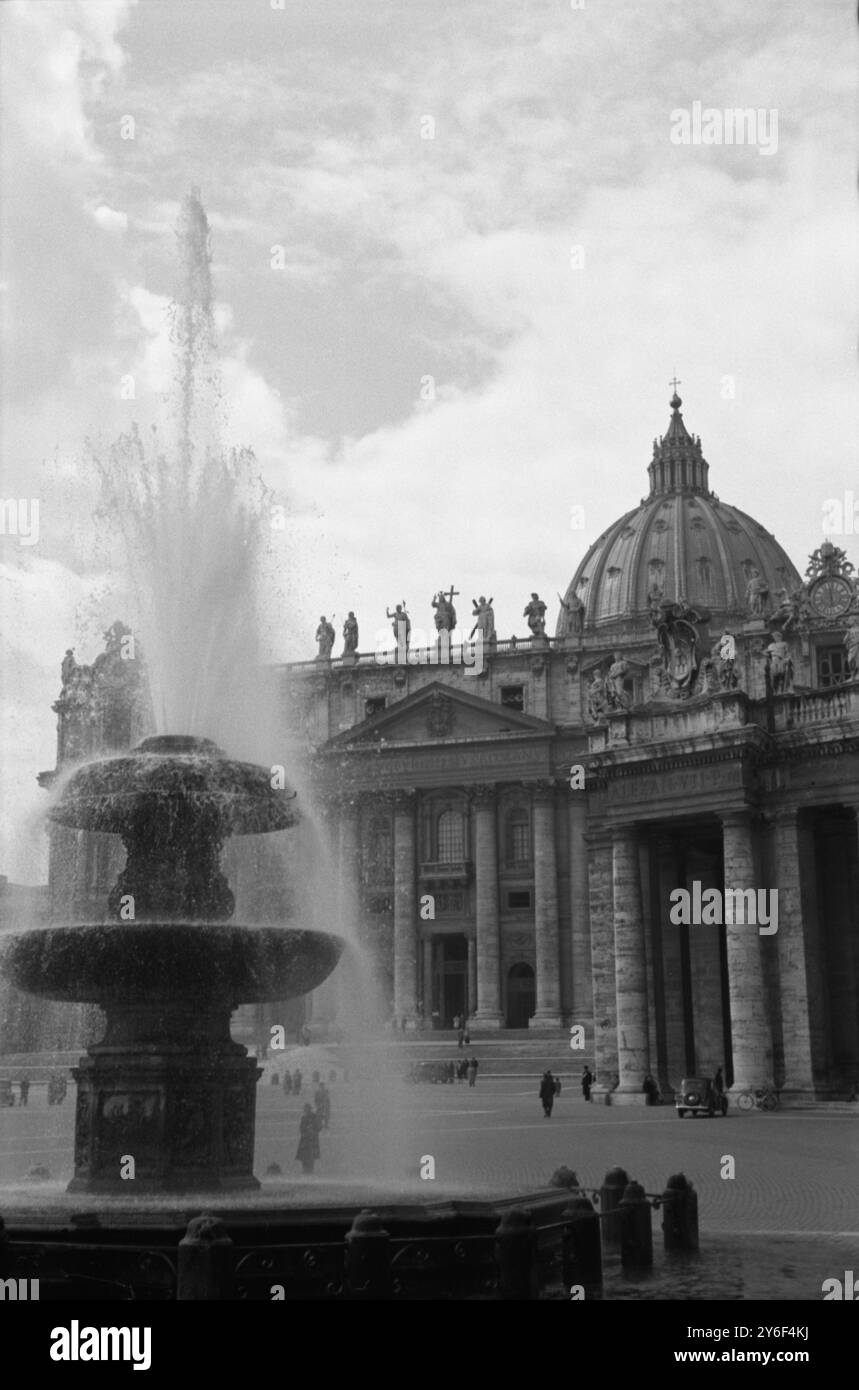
[286,393,859,1102]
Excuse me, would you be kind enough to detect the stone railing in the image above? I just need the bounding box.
[419,860,471,883]
[772,682,859,732]
[281,635,568,672]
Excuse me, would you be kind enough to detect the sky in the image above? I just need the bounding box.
[0,0,856,881]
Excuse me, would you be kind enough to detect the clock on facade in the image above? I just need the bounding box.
[809,575,854,619]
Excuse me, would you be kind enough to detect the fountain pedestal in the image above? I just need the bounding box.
[70,998,261,1193]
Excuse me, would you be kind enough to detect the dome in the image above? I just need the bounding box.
[558,392,801,632]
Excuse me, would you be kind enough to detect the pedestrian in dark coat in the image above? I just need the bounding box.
[539,1070,556,1117]
[19,1077,29,1107]
[282,1070,293,1095]
[581,1066,593,1101]
[292,1069,302,1095]
[467,1056,479,1088]
[296,1103,321,1173]
[314,1082,331,1130]
[457,1058,468,1084]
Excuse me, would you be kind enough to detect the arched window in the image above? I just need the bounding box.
[505,809,530,866]
[437,810,465,863]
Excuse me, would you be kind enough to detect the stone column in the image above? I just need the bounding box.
[587,831,617,1099]
[472,785,503,1026]
[422,937,434,1023]
[467,937,477,1019]
[771,808,819,1098]
[568,797,592,1022]
[531,782,562,1027]
[823,806,859,1086]
[656,836,687,1087]
[721,811,771,1091]
[393,790,418,1027]
[686,846,724,1075]
[612,825,650,1102]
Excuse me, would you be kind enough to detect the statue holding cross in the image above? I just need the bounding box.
[431,585,459,634]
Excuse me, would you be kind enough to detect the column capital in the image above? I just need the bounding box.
[610,822,640,845]
[766,804,803,827]
[720,807,757,829]
[583,826,612,849]
[531,778,559,805]
[470,782,497,809]
[392,787,418,812]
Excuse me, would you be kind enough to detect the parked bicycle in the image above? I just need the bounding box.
[736,1084,780,1111]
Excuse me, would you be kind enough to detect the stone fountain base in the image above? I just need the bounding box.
[70,1050,261,1194]
[69,1001,261,1194]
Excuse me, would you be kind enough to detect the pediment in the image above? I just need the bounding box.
[323,681,554,751]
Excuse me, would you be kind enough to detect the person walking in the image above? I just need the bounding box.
[296,1103,321,1174]
[282,1070,293,1095]
[467,1056,479,1088]
[457,1027,466,1049]
[713,1066,724,1096]
[581,1066,593,1102]
[457,1058,468,1084]
[539,1070,556,1118]
[292,1068,302,1095]
[314,1081,331,1130]
[19,1077,29,1107]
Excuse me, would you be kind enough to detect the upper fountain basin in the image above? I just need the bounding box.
[49,735,299,836]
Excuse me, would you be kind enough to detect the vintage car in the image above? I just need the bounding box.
[675,1076,728,1117]
[405,1060,453,1085]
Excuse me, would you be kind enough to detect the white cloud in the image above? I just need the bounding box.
[91,202,128,232]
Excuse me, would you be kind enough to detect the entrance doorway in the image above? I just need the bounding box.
[506,962,535,1028]
[432,935,468,1028]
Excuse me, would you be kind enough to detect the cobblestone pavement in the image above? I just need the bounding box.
[2,1077,856,1238]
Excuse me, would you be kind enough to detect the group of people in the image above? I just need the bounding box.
[455,1056,479,1087]
[0,1077,30,1106]
[276,1068,304,1095]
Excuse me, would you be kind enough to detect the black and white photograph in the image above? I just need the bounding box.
[0,0,856,1348]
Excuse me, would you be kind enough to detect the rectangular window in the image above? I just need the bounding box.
[507,890,531,910]
[500,685,524,711]
[365,696,387,718]
[817,646,846,689]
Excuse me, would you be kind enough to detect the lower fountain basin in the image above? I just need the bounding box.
[0,924,345,1006]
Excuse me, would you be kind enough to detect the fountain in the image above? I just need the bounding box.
[0,734,344,1192]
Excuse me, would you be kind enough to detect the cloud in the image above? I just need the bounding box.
[91,202,128,232]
